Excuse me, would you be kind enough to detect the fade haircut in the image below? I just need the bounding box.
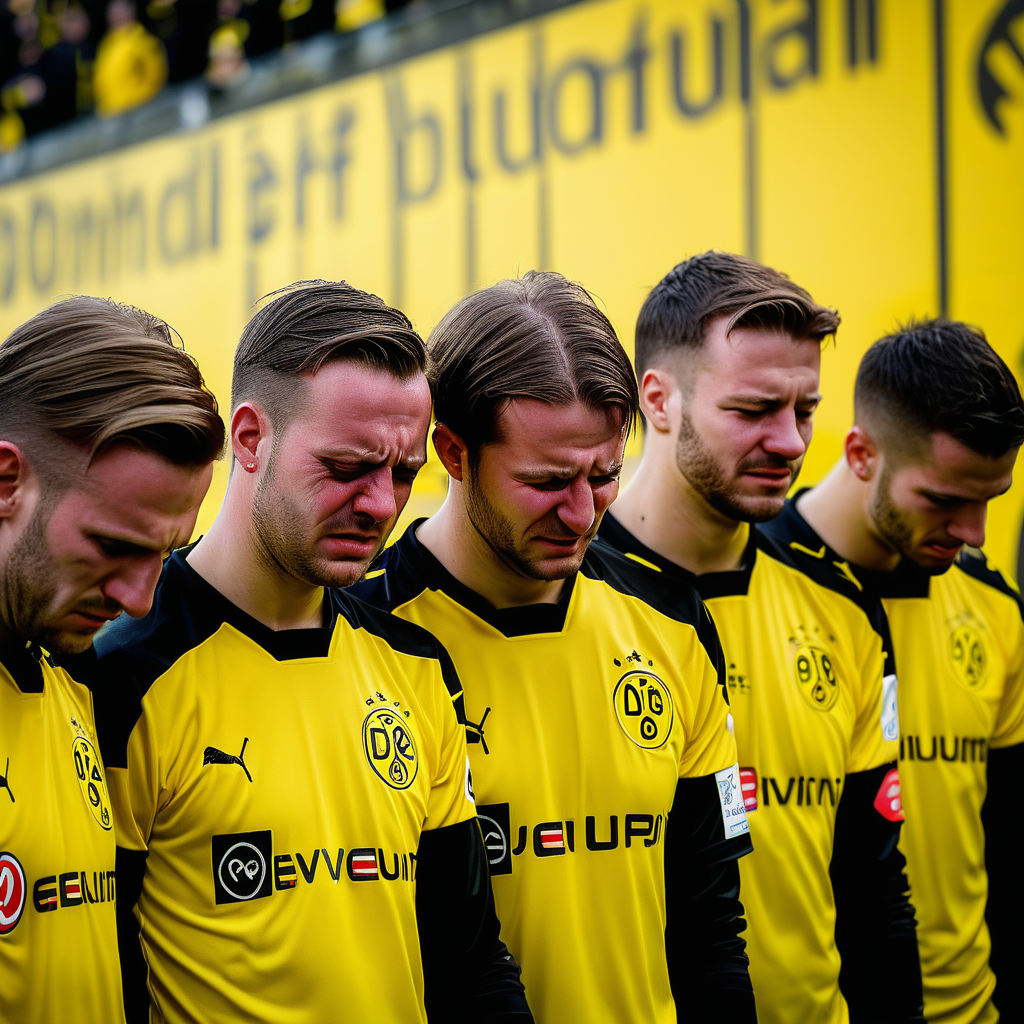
[428,270,639,450]
[855,318,1024,459]
[232,280,426,429]
[0,296,224,488]
[635,250,840,378]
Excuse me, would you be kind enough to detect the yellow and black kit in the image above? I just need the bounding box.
[601,514,921,1024]
[1,640,125,1024]
[767,493,1024,1024]
[352,522,754,1024]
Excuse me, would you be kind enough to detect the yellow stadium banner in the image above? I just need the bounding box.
[1,0,1022,575]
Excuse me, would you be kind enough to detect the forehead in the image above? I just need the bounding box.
[898,431,1017,496]
[491,399,625,462]
[690,316,821,394]
[286,362,432,448]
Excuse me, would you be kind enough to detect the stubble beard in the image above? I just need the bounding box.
[868,463,951,572]
[675,409,791,524]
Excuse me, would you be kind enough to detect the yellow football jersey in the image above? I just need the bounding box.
[0,643,124,1024]
[86,549,476,1024]
[352,523,750,1024]
[768,495,1024,1024]
[600,514,905,1024]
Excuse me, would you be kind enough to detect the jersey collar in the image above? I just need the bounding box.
[395,520,579,638]
[0,635,44,693]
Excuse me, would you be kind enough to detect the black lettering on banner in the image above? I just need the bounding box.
[274,854,296,890]
[29,197,57,293]
[585,815,618,851]
[0,208,14,303]
[33,876,57,913]
[294,116,316,230]
[246,140,278,245]
[331,107,355,220]
[158,155,200,263]
[765,0,821,91]
[624,813,654,848]
[493,30,544,173]
[670,14,725,118]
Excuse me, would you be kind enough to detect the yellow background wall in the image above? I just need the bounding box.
[2,0,1022,574]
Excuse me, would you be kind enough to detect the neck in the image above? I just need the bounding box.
[416,490,567,610]
[613,448,749,574]
[187,484,325,631]
[796,459,902,571]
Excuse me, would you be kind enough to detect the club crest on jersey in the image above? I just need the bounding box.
[790,627,839,711]
[948,613,989,690]
[71,733,112,830]
[0,852,26,934]
[362,692,419,790]
[612,655,674,749]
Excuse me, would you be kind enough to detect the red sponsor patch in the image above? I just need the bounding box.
[0,853,26,934]
[351,854,377,878]
[739,768,759,812]
[540,829,564,849]
[873,767,904,822]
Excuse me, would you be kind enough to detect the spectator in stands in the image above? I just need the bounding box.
[92,0,165,117]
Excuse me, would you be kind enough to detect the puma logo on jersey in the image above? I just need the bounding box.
[0,758,13,803]
[466,707,491,754]
[203,738,253,783]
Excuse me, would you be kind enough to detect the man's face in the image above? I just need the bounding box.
[250,361,433,589]
[0,446,213,655]
[670,316,822,522]
[867,431,1017,569]
[464,398,625,582]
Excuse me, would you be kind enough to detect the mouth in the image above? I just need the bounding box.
[321,533,382,559]
[533,535,585,555]
[69,609,121,630]
[922,540,962,562]
[741,467,791,486]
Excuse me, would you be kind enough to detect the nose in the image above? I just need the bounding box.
[763,411,808,462]
[556,477,597,536]
[352,466,398,524]
[946,503,987,549]
[101,555,164,619]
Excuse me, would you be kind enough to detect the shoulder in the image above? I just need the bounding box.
[349,530,431,614]
[952,548,1024,624]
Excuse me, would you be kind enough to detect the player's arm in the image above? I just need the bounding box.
[668,605,755,1022]
[417,817,532,1023]
[983,742,1024,1018]
[831,761,922,1023]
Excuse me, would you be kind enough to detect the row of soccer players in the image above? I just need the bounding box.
[1,252,1021,1024]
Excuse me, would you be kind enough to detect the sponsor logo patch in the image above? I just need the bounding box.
[0,852,26,934]
[477,803,512,875]
[212,831,273,904]
[738,767,759,811]
[715,764,750,838]
[873,767,904,822]
[880,673,899,742]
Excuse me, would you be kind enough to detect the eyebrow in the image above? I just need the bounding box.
[318,449,427,470]
[515,461,624,482]
[722,393,823,406]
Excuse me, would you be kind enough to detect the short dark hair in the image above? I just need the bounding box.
[232,280,426,428]
[635,250,840,377]
[0,296,224,480]
[428,270,639,448]
[855,318,1024,458]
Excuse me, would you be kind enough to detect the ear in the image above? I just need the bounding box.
[0,442,29,519]
[230,403,270,473]
[639,368,676,433]
[432,423,470,482]
[845,425,878,481]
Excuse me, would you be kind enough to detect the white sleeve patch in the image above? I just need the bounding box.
[715,764,750,839]
[464,757,476,805]
[881,673,899,742]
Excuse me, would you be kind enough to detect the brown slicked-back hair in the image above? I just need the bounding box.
[635,250,840,377]
[0,296,224,482]
[428,270,639,450]
[232,280,426,429]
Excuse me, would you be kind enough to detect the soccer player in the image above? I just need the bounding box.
[0,297,223,1024]
[352,270,755,1024]
[763,319,1024,1024]
[598,252,922,1024]
[78,281,530,1024]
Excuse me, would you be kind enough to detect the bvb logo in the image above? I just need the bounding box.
[949,623,989,690]
[362,708,419,790]
[613,671,674,750]
[795,643,838,711]
[72,736,112,830]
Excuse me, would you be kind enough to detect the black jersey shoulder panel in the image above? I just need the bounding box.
[954,547,1024,619]
[0,638,45,693]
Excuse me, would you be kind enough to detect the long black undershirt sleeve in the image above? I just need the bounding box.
[417,817,533,1024]
[665,774,756,1023]
[831,762,923,1023]
[983,742,1024,1021]
[115,846,151,1024]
